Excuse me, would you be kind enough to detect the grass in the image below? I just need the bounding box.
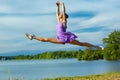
[43,72,120,80]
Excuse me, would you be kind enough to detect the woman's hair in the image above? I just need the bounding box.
[65,13,69,18]
[59,13,69,18]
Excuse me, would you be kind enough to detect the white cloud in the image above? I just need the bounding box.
[66,0,120,31]
[79,10,120,29]
[0,0,120,53]
[75,31,108,45]
[0,5,12,13]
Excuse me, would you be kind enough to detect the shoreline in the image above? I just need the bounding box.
[43,72,120,80]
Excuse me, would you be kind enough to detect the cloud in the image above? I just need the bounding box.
[69,11,96,19]
[72,26,104,33]
[79,11,120,29]
[0,5,12,13]
[0,0,120,53]
[75,31,108,44]
[0,12,54,17]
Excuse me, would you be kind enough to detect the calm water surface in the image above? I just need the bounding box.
[0,59,120,80]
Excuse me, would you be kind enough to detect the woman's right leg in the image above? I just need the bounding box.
[34,36,64,44]
[25,33,64,44]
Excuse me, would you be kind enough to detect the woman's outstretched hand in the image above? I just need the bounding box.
[56,1,60,6]
[56,1,64,6]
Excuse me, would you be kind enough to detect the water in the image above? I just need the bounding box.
[0,59,120,80]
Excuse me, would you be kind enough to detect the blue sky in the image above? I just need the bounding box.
[0,0,120,53]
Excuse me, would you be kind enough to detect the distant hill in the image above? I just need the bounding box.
[0,47,82,56]
[0,50,43,56]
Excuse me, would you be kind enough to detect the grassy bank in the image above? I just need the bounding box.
[43,72,120,80]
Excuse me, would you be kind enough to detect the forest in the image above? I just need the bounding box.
[0,30,120,61]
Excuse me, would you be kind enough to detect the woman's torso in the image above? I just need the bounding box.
[57,22,67,35]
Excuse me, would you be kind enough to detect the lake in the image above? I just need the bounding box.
[0,59,120,80]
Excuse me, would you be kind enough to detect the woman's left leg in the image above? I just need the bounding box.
[68,40,100,49]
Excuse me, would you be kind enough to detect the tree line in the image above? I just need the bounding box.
[0,49,103,61]
[0,30,120,61]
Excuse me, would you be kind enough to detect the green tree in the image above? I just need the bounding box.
[82,48,94,60]
[77,50,84,61]
[46,52,53,59]
[103,30,120,60]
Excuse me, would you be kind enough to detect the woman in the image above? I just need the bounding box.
[25,1,103,50]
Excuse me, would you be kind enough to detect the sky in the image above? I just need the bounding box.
[0,0,120,54]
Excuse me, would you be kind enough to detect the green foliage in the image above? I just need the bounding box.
[103,30,120,60]
[43,50,78,59]
[13,50,79,60]
[77,48,103,61]
[77,50,84,61]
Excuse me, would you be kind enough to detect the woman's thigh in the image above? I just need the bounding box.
[47,38,64,44]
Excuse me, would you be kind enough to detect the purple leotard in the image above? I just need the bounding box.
[57,22,77,43]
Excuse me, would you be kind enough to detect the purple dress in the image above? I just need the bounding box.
[57,22,77,43]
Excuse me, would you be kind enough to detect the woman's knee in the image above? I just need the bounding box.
[43,38,55,42]
[40,38,49,42]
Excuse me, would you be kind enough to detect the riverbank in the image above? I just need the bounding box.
[43,72,120,80]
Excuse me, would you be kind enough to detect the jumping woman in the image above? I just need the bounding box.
[25,1,103,50]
